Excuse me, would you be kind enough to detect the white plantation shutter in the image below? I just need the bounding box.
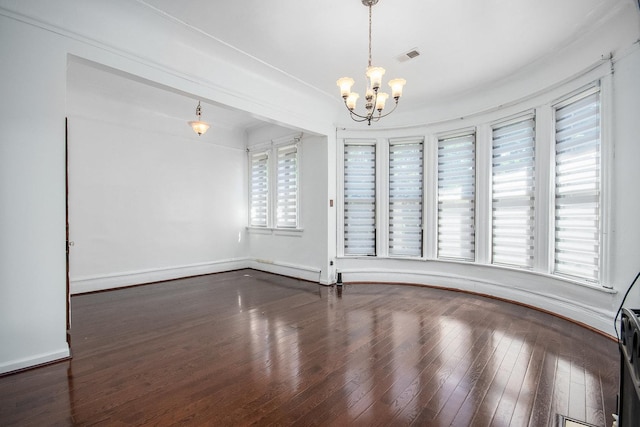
[389,139,423,257]
[250,152,269,227]
[437,132,476,261]
[554,88,601,282]
[344,142,376,256]
[491,116,535,268]
[276,144,298,228]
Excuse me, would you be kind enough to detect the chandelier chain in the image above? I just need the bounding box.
[368,4,372,67]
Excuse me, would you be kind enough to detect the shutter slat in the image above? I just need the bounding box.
[389,140,424,257]
[438,133,475,261]
[344,143,376,255]
[554,90,601,282]
[491,116,535,269]
[250,152,269,227]
[276,144,298,228]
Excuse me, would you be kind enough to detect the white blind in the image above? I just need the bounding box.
[344,142,376,256]
[276,144,298,228]
[554,89,601,282]
[389,139,423,257]
[437,132,476,261]
[249,152,269,227]
[491,117,535,268]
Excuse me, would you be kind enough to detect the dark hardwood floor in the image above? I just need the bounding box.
[0,269,618,426]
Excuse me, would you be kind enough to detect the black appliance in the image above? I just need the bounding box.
[618,308,640,427]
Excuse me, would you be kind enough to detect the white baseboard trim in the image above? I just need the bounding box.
[70,258,250,294]
[247,259,322,283]
[0,347,70,375]
[339,268,616,336]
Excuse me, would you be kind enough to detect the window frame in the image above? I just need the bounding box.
[490,113,536,269]
[388,137,425,258]
[342,139,378,257]
[276,143,300,229]
[248,150,270,228]
[247,136,302,232]
[551,84,603,284]
[436,129,477,262]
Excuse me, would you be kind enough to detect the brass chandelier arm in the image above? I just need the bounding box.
[342,96,400,126]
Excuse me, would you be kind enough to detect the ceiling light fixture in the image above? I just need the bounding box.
[188,101,210,136]
[337,0,406,126]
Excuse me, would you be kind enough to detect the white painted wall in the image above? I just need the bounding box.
[245,125,330,283]
[0,15,70,373]
[609,46,640,313]
[67,66,250,293]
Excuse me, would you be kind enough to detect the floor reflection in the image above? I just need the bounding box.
[247,310,301,392]
[0,271,618,426]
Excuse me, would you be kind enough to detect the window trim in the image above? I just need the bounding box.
[489,112,536,269]
[247,135,302,232]
[248,150,269,228]
[342,139,378,257]
[436,129,477,262]
[276,143,300,229]
[551,83,603,285]
[388,137,425,258]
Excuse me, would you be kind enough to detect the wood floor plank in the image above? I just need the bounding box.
[0,269,619,426]
[508,330,545,427]
[448,326,515,427]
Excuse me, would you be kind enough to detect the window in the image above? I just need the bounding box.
[491,116,535,268]
[553,87,601,282]
[389,138,424,257]
[276,144,298,228]
[248,139,300,229]
[437,132,476,261]
[338,79,607,288]
[249,151,269,227]
[344,142,376,256]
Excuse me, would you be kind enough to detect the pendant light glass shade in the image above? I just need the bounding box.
[189,120,210,136]
[188,101,210,136]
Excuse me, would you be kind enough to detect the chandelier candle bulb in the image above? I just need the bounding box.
[366,66,385,91]
[337,77,355,98]
[346,93,359,110]
[375,92,389,111]
[388,78,406,99]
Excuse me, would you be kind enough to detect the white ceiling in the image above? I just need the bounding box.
[67,58,267,137]
[69,0,632,133]
[140,0,626,108]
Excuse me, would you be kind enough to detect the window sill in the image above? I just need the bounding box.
[246,227,304,237]
[336,255,617,294]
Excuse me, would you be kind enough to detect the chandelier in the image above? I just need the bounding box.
[336,0,406,125]
[188,101,210,136]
